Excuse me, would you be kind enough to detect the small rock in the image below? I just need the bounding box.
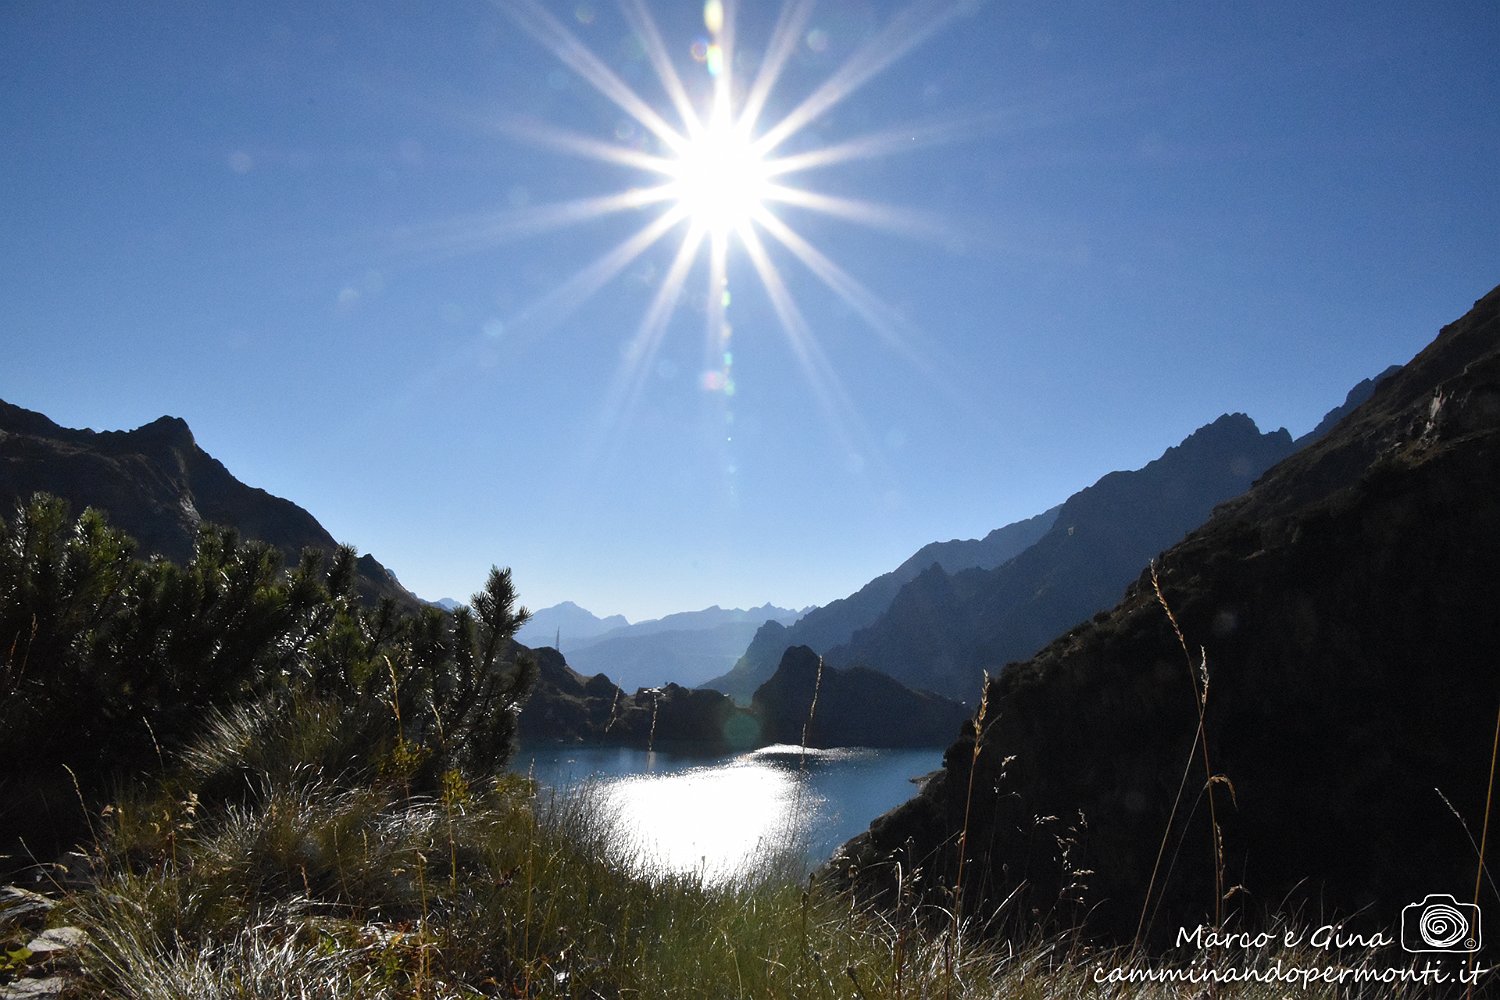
[23,927,87,955]
[0,887,54,929]
[0,977,66,1000]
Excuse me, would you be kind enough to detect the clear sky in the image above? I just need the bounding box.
[4,1,1497,621]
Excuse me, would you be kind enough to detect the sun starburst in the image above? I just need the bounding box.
[484,0,977,468]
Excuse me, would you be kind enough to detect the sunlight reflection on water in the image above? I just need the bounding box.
[516,743,939,885]
[604,753,818,882]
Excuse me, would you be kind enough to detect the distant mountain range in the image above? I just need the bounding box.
[707,508,1060,701]
[0,400,418,608]
[838,282,1500,941]
[518,602,805,692]
[715,368,1394,704]
[514,601,631,648]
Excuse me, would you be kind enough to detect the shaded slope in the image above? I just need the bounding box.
[517,645,760,750]
[832,414,1297,700]
[1292,363,1401,447]
[706,507,1060,701]
[835,283,1500,941]
[751,646,970,749]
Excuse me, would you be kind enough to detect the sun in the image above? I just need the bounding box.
[665,111,770,240]
[490,0,974,464]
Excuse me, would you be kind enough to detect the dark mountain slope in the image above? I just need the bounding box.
[751,646,969,749]
[831,413,1297,700]
[835,283,1500,942]
[706,507,1060,701]
[516,645,760,749]
[1293,363,1401,447]
[0,400,416,607]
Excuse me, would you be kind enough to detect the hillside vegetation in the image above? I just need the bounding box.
[0,494,534,870]
[0,493,1457,997]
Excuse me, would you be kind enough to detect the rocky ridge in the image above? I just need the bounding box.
[828,413,1299,700]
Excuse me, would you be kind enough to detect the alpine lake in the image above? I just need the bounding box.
[512,743,945,884]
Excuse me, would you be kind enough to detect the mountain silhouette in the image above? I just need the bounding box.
[829,413,1298,700]
[0,400,417,607]
[750,646,969,749]
[715,370,1395,706]
[706,508,1059,701]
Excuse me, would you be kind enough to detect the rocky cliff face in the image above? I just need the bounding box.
[830,413,1297,701]
[0,401,417,608]
[1292,364,1400,447]
[834,284,1500,943]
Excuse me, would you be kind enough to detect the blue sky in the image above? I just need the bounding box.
[4,1,1497,621]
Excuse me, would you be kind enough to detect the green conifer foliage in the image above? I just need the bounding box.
[0,494,535,871]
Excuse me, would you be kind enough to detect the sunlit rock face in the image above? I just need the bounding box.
[835,284,1500,945]
[0,401,417,608]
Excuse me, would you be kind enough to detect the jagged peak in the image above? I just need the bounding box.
[1145,412,1292,468]
[0,401,203,454]
[1207,410,1257,430]
[129,414,196,448]
[1183,411,1262,441]
[772,644,822,677]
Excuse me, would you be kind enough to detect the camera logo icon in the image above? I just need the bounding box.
[1401,895,1482,953]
